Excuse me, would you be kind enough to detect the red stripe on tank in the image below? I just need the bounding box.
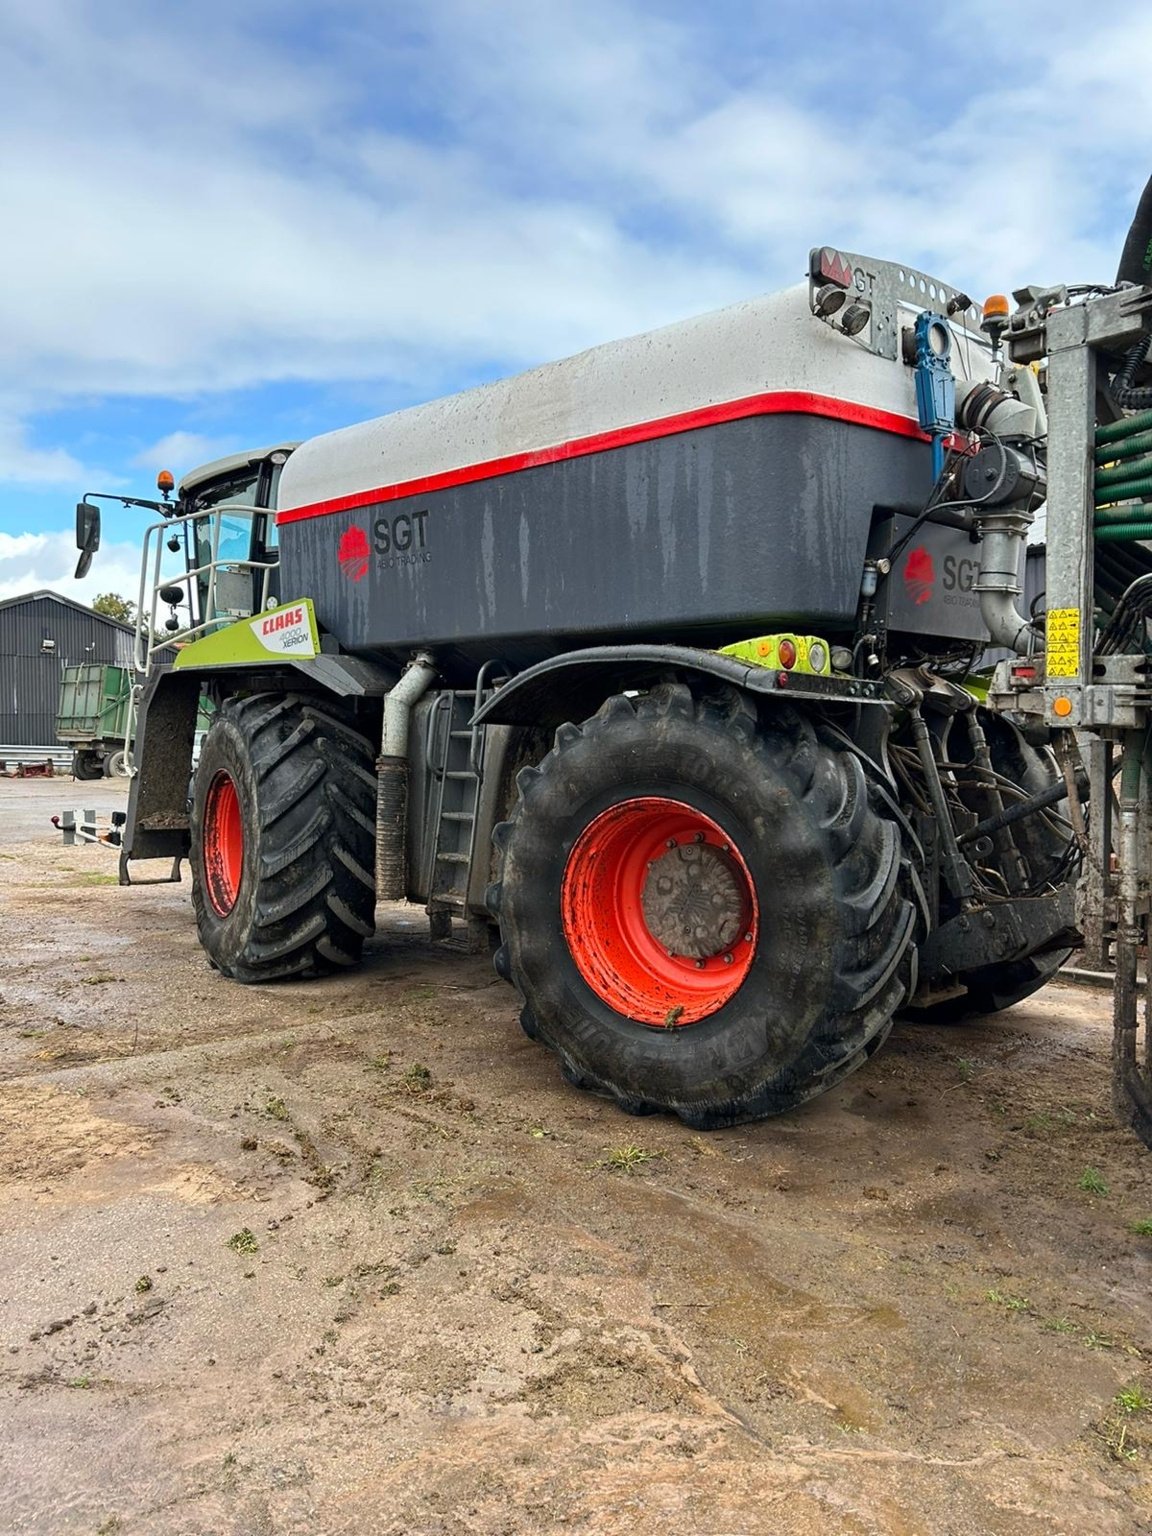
[276,390,927,525]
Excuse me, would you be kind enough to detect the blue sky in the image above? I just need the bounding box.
[2,0,1151,604]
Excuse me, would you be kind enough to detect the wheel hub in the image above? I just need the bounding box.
[560,796,758,1027]
[203,770,245,917]
[641,842,745,959]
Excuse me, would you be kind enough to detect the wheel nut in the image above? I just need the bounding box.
[666,838,678,849]
[694,831,706,843]
[744,932,753,943]
[723,953,734,965]
[694,959,706,969]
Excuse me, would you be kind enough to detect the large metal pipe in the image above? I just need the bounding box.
[973,507,1034,654]
[381,650,438,758]
[376,651,439,902]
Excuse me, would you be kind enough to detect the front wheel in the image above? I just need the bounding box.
[491,686,916,1128]
[190,693,377,982]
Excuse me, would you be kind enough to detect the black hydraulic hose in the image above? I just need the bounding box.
[1113,336,1152,412]
[1116,173,1152,288]
[957,770,1088,846]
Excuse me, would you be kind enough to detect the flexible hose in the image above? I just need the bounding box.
[1113,336,1152,411]
[1098,474,1152,505]
[1095,522,1152,542]
[1098,409,1152,445]
[1096,500,1152,524]
[1097,454,1152,489]
[1116,173,1152,287]
[1096,428,1152,465]
[375,756,409,901]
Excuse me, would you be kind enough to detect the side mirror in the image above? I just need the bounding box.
[74,500,101,580]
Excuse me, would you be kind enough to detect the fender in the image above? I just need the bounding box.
[472,644,889,731]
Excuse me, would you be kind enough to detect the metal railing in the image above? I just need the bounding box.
[0,744,73,769]
[134,502,278,676]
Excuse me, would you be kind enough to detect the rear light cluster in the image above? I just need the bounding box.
[718,633,832,677]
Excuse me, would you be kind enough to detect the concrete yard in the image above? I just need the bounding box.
[2,777,1152,1534]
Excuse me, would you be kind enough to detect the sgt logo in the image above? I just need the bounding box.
[903,545,935,606]
[337,525,371,582]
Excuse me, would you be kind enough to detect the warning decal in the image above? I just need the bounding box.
[1046,608,1081,678]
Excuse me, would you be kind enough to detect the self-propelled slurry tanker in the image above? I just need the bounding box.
[76,174,1152,1138]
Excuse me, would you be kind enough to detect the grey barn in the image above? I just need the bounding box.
[0,590,134,749]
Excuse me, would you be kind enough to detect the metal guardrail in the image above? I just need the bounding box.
[0,744,73,769]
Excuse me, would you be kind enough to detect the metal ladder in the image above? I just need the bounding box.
[424,690,486,948]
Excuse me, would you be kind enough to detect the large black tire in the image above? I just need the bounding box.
[190,693,376,982]
[905,710,1075,1024]
[73,750,103,781]
[490,685,916,1129]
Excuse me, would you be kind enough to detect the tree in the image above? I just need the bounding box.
[92,592,136,625]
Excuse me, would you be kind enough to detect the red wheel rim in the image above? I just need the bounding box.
[203,770,244,916]
[561,797,758,1027]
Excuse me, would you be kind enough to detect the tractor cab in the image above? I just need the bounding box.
[135,444,297,675]
[74,443,298,678]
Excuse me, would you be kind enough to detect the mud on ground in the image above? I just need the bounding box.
[1,813,1152,1534]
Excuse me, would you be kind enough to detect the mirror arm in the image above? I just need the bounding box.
[80,491,173,516]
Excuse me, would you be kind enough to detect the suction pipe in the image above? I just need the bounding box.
[376,651,439,902]
[973,507,1035,654]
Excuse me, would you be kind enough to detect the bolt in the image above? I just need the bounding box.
[694,959,706,970]
[694,831,706,843]
[721,842,731,853]
[666,838,678,849]
[723,953,734,965]
[982,911,996,929]
[744,932,754,943]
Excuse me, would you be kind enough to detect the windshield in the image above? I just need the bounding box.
[188,469,260,513]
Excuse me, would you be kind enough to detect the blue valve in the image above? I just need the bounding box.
[913,311,954,482]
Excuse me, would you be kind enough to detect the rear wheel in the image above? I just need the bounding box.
[103,748,130,778]
[191,693,376,981]
[491,685,916,1127]
[73,750,103,781]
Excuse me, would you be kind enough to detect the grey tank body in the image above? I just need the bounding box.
[277,274,983,671]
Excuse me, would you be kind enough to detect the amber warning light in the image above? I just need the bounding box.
[157,469,175,496]
[811,248,854,289]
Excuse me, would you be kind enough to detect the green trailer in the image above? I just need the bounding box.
[56,664,134,779]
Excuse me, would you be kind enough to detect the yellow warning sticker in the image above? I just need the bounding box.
[1046,608,1081,678]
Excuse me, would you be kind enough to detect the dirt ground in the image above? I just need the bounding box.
[3,784,1152,1535]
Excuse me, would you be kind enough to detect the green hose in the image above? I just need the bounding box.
[1095,428,1152,465]
[1096,502,1152,525]
[1095,522,1152,542]
[1097,409,1152,445]
[1097,474,1152,506]
[1097,455,1152,490]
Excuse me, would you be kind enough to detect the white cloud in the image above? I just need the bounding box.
[132,432,239,473]
[0,0,1151,506]
[0,530,146,608]
[0,416,87,486]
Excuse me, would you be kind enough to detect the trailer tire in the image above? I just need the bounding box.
[190,693,376,982]
[491,685,916,1127]
[103,748,130,778]
[73,750,103,781]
